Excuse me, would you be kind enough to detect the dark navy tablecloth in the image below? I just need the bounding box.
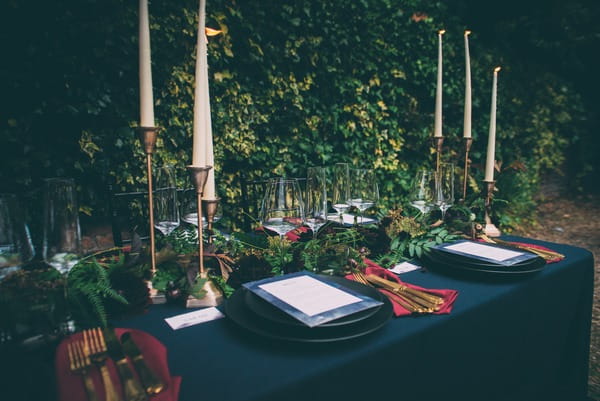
[117,237,594,401]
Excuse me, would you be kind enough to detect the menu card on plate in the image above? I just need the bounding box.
[433,240,539,266]
[243,271,383,327]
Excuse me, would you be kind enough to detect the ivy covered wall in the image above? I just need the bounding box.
[0,0,590,231]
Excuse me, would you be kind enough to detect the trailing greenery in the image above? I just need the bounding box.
[0,0,593,235]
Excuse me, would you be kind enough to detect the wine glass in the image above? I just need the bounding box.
[331,163,350,223]
[435,163,455,219]
[347,168,379,224]
[154,165,180,236]
[305,167,328,238]
[43,178,81,274]
[259,178,305,237]
[409,169,435,216]
[0,194,34,281]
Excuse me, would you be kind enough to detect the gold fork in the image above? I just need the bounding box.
[67,341,100,401]
[365,274,444,312]
[84,328,122,401]
[352,271,424,313]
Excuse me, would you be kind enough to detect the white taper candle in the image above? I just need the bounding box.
[484,67,501,182]
[139,0,154,127]
[434,29,445,138]
[463,30,472,139]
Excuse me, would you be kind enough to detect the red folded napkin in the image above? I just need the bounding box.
[346,259,459,317]
[55,328,181,401]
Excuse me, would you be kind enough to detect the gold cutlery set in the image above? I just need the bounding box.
[352,271,445,313]
[478,234,565,262]
[66,328,164,401]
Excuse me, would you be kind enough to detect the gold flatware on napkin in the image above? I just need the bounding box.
[67,341,99,401]
[84,328,122,401]
[363,273,445,312]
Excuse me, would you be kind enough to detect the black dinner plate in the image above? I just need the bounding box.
[225,277,393,343]
[421,251,546,276]
[427,247,545,271]
[243,276,383,328]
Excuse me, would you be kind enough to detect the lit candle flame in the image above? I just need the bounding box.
[465,30,471,36]
[438,29,446,35]
[205,27,222,36]
[494,66,501,72]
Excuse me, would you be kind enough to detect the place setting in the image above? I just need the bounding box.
[55,327,181,401]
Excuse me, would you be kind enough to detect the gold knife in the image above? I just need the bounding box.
[120,332,165,395]
[103,328,148,401]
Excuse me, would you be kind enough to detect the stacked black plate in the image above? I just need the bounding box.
[224,275,393,343]
[421,241,546,278]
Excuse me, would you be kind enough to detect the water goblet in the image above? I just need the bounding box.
[409,169,435,217]
[259,178,305,238]
[305,167,328,238]
[435,163,455,219]
[347,168,379,224]
[43,178,81,274]
[154,165,180,236]
[331,163,350,223]
[0,194,34,281]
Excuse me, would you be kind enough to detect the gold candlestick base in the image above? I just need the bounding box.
[185,270,224,308]
[483,180,501,237]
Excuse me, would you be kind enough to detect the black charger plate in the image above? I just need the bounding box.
[225,277,393,343]
[427,247,545,272]
[421,251,546,276]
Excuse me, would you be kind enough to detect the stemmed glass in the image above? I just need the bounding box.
[305,167,328,238]
[409,169,435,217]
[43,178,81,274]
[259,178,305,238]
[331,163,350,223]
[347,168,379,224]
[435,163,455,219]
[154,165,180,236]
[0,194,34,280]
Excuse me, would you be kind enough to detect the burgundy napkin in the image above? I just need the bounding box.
[345,259,459,317]
[55,328,181,401]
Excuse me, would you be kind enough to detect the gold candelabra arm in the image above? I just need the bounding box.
[462,137,473,202]
[483,180,501,237]
[137,126,159,276]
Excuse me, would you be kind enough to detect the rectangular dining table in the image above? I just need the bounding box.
[117,236,595,401]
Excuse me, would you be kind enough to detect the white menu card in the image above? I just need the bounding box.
[243,272,382,327]
[434,240,539,265]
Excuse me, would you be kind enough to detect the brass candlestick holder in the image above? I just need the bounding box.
[202,198,220,244]
[138,126,166,304]
[434,137,444,173]
[186,165,223,308]
[138,126,159,274]
[483,180,501,237]
[462,137,473,202]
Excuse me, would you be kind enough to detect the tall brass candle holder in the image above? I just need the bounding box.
[483,180,501,237]
[186,165,223,308]
[138,126,159,273]
[202,198,220,244]
[461,137,473,202]
[138,126,166,304]
[434,137,444,173]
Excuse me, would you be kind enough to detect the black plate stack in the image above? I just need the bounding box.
[224,276,393,343]
[421,242,546,278]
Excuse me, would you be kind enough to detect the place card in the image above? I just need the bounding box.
[389,260,422,274]
[165,307,225,330]
[433,240,539,265]
[243,272,382,327]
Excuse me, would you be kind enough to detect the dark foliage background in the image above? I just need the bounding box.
[1,0,598,234]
